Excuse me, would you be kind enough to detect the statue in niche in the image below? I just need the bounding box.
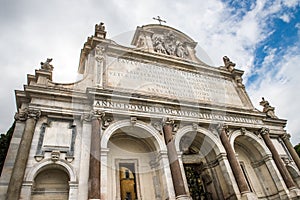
[40,58,53,71]
[223,56,235,72]
[259,97,278,119]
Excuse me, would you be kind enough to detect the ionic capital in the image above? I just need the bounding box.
[259,127,270,136]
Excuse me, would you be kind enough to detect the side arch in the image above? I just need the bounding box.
[25,159,77,183]
[175,125,226,155]
[229,130,271,157]
[101,119,166,151]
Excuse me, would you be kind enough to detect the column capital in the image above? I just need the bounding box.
[216,123,229,135]
[81,110,105,122]
[162,117,174,126]
[281,133,291,141]
[14,108,41,121]
[259,127,270,136]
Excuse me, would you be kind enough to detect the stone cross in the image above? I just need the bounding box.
[153,16,166,25]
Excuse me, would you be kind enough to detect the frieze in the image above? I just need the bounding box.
[94,100,263,125]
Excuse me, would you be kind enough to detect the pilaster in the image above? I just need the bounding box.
[6,108,41,200]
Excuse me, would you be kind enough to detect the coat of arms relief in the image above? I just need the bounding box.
[152,31,189,59]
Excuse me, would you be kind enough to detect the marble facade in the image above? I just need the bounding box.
[1,22,300,200]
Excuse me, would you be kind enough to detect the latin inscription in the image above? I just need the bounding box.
[94,100,262,124]
[105,57,243,107]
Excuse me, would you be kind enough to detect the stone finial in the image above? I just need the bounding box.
[40,58,54,71]
[259,97,278,119]
[223,56,235,72]
[95,22,106,39]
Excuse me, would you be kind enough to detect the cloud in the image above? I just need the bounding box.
[0,0,299,146]
[248,44,300,144]
[280,13,291,22]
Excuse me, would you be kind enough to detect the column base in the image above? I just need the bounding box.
[240,191,258,200]
[176,194,191,200]
[289,187,300,199]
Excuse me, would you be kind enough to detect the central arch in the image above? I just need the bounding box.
[101,119,172,200]
[175,125,239,199]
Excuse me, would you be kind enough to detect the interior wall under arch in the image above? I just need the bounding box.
[31,168,69,200]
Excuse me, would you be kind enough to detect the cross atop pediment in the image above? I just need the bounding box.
[153,16,166,25]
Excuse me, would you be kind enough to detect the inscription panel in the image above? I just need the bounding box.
[105,57,243,107]
[94,100,263,125]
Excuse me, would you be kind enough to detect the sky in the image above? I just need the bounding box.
[0,0,300,144]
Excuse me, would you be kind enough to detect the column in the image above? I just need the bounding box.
[162,119,189,199]
[260,128,295,189]
[88,113,101,199]
[6,108,41,200]
[281,133,300,171]
[217,125,250,194]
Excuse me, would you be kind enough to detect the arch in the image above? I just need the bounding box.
[230,130,271,158]
[25,159,77,183]
[101,119,166,151]
[175,125,226,155]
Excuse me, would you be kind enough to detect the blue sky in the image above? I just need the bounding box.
[0,0,300,144]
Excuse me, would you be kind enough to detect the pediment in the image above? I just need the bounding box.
[131,24,201,63]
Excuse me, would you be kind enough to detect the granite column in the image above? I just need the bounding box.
[281,133,300,171]
[260,128,295,189]
[6,108,41,200]
[162,119,189,199]
[88,112,102,199]
[217,125,250,194]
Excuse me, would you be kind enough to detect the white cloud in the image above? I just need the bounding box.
[0,0,299,146]
[280,13,291,22]
[249,45,300,144]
